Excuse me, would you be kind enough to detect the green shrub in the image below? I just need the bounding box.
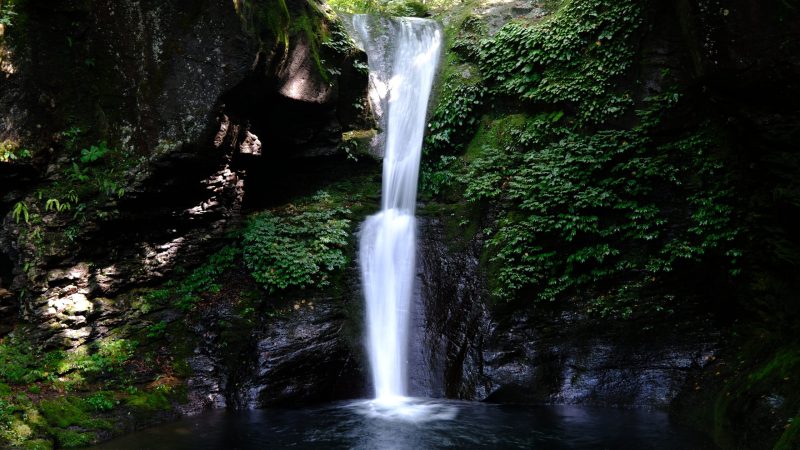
[422,0,741,314]
[84,392,115,412]
[0,398,15,428]
[145,321,168,339]
[478,0,642,124]
[243,191,351,292]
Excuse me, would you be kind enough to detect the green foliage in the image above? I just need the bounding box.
[425,75,487,157]
[0,2,16,27]
[84,392,115,412]
[0,336,136,395]
[465,95,740,303]
[21,439,53,450]
[1,336,134,447]
[235,0,290,48]
[322,19,357,58]
[0,140,31,162]
[237,0,352,81]
[450,15,486,60]
[478,0,642,123]
[243,191,351,292]
[145,321,168,339]
[61,127,84,150]
[79,142,111,164]
[0,397,14,428]
[421,0,741,313]
[64,141,125,199]
[60,339,138,380]
[326,0,381,14]
[52,429,93,448]
[12,201,29,224]
[327,0,429,16]
[420,155,464,197]
[384,0,429,17]
[0,336,62,385]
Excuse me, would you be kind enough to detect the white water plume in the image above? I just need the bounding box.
[353,15,442,402]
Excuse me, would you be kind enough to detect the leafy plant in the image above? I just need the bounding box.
[45,198,70,213]
[477,0,642,123]
[79,142,110,164]
[61,127,84,151]
[243,191,351,292]
[0,141,31,162]
[145,321,168,339]
[84,392,115,412]
[11,202,28,224]
[420,0,742,316]
[0,3,16,28]
[464,95,740,303]
[425,77,487,157]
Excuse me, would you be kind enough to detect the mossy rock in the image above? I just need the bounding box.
[775,416,800,450]
[52,429,94,448]
[125,390,171,411]
[340,129,378,161]
[22,439,54,450]
[38,397,90,429]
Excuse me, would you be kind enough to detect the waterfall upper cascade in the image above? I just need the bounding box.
[352,15,442,403]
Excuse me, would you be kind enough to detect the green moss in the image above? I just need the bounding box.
[235,0,291,49]
[340,129,377,161]
[125,390,171,411]
[775,416,800,450]
[38,397,90,428]
[52,429,94,448]
[22,439,54,450]
[701,341,800,448]
[749,349,800,385]
[463,114,527,162]
[0,335,62,385]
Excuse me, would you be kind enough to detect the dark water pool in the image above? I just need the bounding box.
[91,399,713,450]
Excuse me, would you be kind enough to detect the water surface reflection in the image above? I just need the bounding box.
[91,400,713,449]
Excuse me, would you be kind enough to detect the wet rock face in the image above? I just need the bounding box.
[416,216,718,408]
[414,217,491,399]
[247,301,365,407]
[181,283,366,413]
[478,310,717,407]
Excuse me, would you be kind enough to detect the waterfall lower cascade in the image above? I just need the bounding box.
[353,15,442,403]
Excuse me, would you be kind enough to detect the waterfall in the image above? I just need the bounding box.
[353,15,442,402]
